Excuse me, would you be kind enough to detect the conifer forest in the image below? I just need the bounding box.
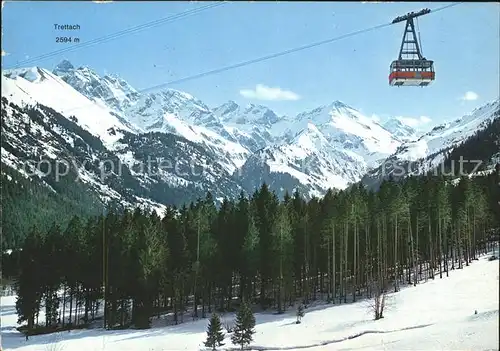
[11,170,500,333]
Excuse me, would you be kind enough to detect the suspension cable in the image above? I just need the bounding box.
[6,2,463,116]
[416,17,424,57]
[8,2,228,69]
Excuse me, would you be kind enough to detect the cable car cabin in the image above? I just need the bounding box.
[389,8,435,87]
[389,59,435,87]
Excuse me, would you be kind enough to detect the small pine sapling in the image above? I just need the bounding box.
[231,302,256,350]
[204,313,225,351]
[296,303,305,324]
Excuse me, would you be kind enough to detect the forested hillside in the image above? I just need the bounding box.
[1,166,104,249]
[362,109,500,190]
[442,113,500,173]
[14,171,500,333]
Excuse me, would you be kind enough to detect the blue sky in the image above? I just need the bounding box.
[2,1,499,128]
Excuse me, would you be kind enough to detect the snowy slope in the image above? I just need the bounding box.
[362,99,500,189]
[215,101,281,126]
[382,117,419,142]
[50,60,396,193]
[53,60,141,116]
[53,63,250,174]
[1,76,243,211]
[238,122,368,198]
[394,99,500,162]
[3,61,498,200]
[0,96,171,216]
[124,90,250,174]
[2,68,135,148]
[49,60,407,193]
[292,101,401,167]
[2,248,498,351]
[214,101,283,152]
[236,101,403,197]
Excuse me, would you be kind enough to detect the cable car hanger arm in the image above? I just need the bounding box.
[392,8,431,24]
[393,8,431,61]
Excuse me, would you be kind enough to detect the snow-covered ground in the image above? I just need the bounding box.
[2,248,498,351]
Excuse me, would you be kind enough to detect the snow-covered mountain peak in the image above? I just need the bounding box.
[130,88,226,133]
[285,100,403,169]
[245,104,280,125]
[293,122,329,150]
[4,60,498,205]
[328,100,367,121]
[158,89,211,113]
[163,88,197,102]
[462,99,500,123]
[215,100,239,116]
[214,101,280,126]
[102,73,136,92]
[3,66,55,84]
[2,66,135,147]
[382,117,418,142]
[52,62,140,114]
[53,59,75,74]
[390,98,500,162]
[330,99,356,111]
[295,100,360,126]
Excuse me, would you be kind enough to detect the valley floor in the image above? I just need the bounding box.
[1,248,499,351]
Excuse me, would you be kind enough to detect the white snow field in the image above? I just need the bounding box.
[2,248,498,351]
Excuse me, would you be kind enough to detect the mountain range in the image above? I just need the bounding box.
[2,60,499,216]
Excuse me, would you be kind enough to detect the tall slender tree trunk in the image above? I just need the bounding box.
[62,286,67,327]
[438,216,442,279]
[394,214,399,292]
[353,205,357,302]
[339,225,344,303]
[332,225,336,304]
[326,237,331,302]
[344,220,348,303]
[428,213,434,280]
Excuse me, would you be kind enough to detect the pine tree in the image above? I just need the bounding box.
[231,302,256,350]
[296,303,305,324]
[10,166,499,337]
[204,313,225,350]
[272,202,293,313]
[241,210,259,303]
[15,227,43,331]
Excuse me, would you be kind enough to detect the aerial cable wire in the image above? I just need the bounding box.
[9,2,228,69]
[141,22,394,92]
[12,2,463,116]
[416,17,423,57]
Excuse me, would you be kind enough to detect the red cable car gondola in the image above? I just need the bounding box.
[389,9,435,87]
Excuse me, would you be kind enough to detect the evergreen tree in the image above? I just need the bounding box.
[15,227,43,330]
[10,166,499,336]
[271,202,293,313]
[231,302,256,350]
[204,313,225,350]
[296,303,305,324]
[252,184,279,309]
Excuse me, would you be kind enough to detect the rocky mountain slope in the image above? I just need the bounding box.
[361,99,500,189]
[2,60,498,212]
[1,67,243,215]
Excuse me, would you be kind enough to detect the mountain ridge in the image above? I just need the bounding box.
[2,59,498,210]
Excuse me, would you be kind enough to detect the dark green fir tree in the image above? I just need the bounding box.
[231,302,256,350]
[204,313,225,350]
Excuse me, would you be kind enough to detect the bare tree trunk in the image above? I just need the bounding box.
[394,214,399,292]
[438,208,443,279]
[339,224,344,303]
[326,236,331,302]
[344,220,348,303]
[332,225,336,304]
[353,205,357,302]
[428,214,434,280]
